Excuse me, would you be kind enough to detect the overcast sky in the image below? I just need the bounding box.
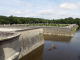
[0,0,80,19]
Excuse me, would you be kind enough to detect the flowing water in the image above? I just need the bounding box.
[20,27,80,60]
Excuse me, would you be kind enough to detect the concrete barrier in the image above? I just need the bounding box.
[0,32,20,60]
[16,28,44,59]
[0,28,44,60]
[43,24,78,36]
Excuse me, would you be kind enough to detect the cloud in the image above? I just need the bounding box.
[60,3,78,10]
[0,10,3,14]
[9,10,30,14]
[27,10,57,19]
[78,2,80,6]
[57,12,68,16]
[27,9,80,19]
[12,0,37,7]
[0,0,80,19]
[28,10,55,17]
[37,10,54,15]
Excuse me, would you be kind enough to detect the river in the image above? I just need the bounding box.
[20,27,80,60]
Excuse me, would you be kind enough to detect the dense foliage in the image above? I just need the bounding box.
[0,15,80,26]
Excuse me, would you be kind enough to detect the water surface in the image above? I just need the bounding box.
[20,27,80,60]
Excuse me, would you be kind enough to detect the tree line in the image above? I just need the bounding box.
[0,15,80,26]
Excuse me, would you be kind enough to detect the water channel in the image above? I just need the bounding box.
[20,27,80,60]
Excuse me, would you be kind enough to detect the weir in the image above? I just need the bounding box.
[0,24,78,60]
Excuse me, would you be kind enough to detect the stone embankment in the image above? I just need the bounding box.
[43,24,78,36]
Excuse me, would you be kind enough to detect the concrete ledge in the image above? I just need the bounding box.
[0,32,21,42]
[6,52,20,60]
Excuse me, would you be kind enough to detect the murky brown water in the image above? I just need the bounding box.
[44,35,72,43]
[19,45,44,60]
[20,27,80,60]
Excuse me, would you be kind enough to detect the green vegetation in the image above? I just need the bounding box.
[26,24,69,27]
[0,15,80,26]
[71,25,78,35]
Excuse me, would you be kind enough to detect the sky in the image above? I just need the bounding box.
[0,0,80,19]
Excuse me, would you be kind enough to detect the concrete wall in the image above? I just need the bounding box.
[17,28,44,59]
[0,28,44,60]
[0,32,20,60]
[43,27,72,36]
[43,24,78,36]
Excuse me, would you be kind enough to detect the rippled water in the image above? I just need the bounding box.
[20,27,80,60]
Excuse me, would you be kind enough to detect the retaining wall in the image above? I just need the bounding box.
[16,28,44,59]
[43,27,72,36]
[43,24,78,36]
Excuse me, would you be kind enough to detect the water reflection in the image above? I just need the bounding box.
[43,49,79,60]
[20,27,80,60]
[77,27,80,30]
[78,54,80,60]
[44,35,72,43]
[42,27,80,60]
[19,45,44,60]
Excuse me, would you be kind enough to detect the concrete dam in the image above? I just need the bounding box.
[0,24,78,60]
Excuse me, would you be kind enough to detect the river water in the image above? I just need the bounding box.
[20,27,80,60]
